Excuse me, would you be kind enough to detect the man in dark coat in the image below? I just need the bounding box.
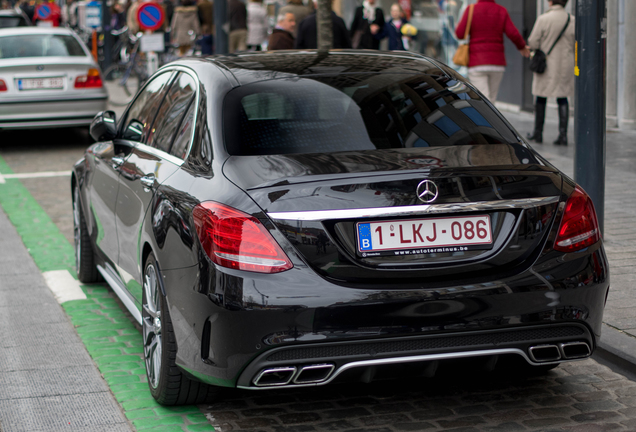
[268,12,296,50]
[295,8,351,49]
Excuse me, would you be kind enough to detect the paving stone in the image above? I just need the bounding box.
[574,400,625,412]
[279,413,322,425]
[359,414,410,426]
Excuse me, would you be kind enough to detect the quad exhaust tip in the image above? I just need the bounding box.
[528,342,591,363]
[253,364,335,387]
[253,366,297,387]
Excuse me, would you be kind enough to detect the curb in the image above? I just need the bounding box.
[597,323,636,369]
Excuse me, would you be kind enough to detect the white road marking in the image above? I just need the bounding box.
[0,172,4,184]
[2,170,73,180]
[43,270,87,304]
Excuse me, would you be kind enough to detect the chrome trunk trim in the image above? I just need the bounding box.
[267,196,560,221]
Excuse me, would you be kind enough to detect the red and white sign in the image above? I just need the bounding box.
[137,2,165,32]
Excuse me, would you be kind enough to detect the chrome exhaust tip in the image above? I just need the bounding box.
[253,366,297,387]
[560,342,591,359]
[293,364,335,384]
[528,344,561,362]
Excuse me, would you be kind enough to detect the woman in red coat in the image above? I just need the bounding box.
[455,0,529,101]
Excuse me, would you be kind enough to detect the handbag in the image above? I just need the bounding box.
[452,5,474,67]
[529,14,571,74]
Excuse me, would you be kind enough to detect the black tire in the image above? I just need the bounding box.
[142,252,220,405]
[103,63,142,106]
[73,185,100,283]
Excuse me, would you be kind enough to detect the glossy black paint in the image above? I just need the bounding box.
[73,51,609,391]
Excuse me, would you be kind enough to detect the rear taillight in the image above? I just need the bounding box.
[554,187,601,253]
[74,68,102,88]
[0,79,7,92]
[193,202,293,274]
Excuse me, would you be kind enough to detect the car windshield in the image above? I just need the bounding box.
[223,74,520,156]
[0,16,27,28]
[0,34,85,58]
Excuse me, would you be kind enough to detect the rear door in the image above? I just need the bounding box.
[115,70,198,304]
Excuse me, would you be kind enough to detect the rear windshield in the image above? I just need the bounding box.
[224,74,520,156]
[0,34,85,59]
[0,16,28,28]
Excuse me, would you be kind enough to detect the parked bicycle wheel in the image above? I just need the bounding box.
[103,63,142,106]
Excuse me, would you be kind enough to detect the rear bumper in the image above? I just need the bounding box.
[236,323,594,389]
[0,95,107,129]
[162,242,609,389]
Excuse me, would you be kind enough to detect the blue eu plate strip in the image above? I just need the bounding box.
[358,223,373,251]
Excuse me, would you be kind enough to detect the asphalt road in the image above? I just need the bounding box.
[3,125,636,431]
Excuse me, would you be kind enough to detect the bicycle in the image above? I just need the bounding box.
[102,29,149,106]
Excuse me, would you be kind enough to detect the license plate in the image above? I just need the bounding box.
[17,77,64,91]
[357,215,492,256]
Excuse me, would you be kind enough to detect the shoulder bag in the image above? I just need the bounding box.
[529,14,571,74]
[453,5,474,67]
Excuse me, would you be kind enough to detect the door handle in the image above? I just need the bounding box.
[112,156,125,170]
[140,175,155,189]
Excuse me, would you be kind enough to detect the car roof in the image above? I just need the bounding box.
[198,50,452,86]
[0,27,76,36]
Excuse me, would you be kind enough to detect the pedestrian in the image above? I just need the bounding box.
[455,0,530,102]
[246,0,268,50]
[171,0,201,56]
[374,4,412,51]
[110,0,127,31]
[229,0,247,52]
[268,12,295,50]
[526,0,574,145]
[295,0,351,49]
[349,0,384,49]
[278,0,311,36]
[198,0,214,54]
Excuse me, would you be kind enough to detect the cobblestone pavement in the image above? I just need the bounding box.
[199,357,636,431]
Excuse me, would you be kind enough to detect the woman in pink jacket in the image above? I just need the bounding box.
[455,0,529,101]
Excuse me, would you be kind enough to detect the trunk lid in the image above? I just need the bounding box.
[223,145,563,285]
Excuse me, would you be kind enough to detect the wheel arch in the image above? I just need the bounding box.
[142,243,166,297]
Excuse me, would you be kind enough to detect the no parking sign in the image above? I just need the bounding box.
[137,2,165,32]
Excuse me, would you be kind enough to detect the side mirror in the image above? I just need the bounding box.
[90,111,117,142]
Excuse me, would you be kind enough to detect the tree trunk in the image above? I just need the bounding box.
[316,0,332,51]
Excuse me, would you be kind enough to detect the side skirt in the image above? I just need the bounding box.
[97,264,143,325]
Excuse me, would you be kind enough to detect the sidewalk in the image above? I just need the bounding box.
[0,208,132,431]
[502,108,636,366]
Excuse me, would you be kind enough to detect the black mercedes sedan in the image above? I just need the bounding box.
[72,50,609,405]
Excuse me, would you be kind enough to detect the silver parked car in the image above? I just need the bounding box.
[0,27,107,129]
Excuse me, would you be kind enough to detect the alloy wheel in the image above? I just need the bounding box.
[143,263,162,389]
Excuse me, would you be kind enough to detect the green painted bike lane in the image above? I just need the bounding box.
[0,156,214,432]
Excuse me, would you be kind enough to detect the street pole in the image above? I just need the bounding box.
[214,0,228,54]
[317,0,333,51]
[101,0,112,70]
[574,0,607,233]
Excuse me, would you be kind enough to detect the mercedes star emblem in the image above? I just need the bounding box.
[36,65,45,71]
[416,180,439,203]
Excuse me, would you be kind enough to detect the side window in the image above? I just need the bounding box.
[149,72,197,153]
[121,72,174,142]
[170,100,195,159]
[200,124,213,166]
